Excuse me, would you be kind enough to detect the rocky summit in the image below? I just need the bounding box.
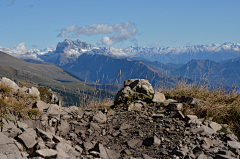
[0,78,240,159]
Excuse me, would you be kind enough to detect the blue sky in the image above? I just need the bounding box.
[1,0,240,50]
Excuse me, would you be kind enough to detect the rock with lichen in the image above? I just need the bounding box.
[114,79,154,106]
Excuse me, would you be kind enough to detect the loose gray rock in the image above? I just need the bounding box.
[0,132,20,152]
[227,141,240,149]
[93,111,107,123]
[17,128,37,149]
[152,91,166,103]
[127,139,142,148]
[128,102,142,111]
[36,149,58,158]
[209,121,222,131]
[0,77,19,93]
[114,79,154,105]
[191,126,216,135]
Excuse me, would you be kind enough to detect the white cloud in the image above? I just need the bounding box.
[58,22,138,46]
[9,42,28,53]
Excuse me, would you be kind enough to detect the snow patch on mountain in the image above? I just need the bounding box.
[1,39,240,64]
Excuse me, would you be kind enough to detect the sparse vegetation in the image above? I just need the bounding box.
[0,82,39,119]
[160,81,240,137]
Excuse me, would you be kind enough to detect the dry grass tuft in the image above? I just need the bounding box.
[161,81,240,137]
[86,98,114,109]
[0,83,40,119]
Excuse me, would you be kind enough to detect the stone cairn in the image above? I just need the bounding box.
[0,78,240,159]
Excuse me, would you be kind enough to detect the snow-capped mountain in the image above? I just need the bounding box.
[122,42,240,63]
[0,46,42,61]
[1,39,240,65]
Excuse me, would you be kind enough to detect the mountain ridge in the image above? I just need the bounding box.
[1,39,240,64]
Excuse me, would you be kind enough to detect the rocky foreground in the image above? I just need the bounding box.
[0,78,240,159]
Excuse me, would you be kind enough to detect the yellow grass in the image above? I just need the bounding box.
[160,81,240,137]
[0,83,40,119]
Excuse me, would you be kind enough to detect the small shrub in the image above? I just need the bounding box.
[28,109,40,119]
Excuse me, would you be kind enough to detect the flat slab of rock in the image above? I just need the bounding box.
[97,143,120,159]
[208,121,222,131]
[93,111,107,123]
[33,100,50,112]
[18,128,37,149]
[227,141,240,149]
[0,132,19,152]
[127,139,142,148]
[191,126,216,135]
[36,149,58,158]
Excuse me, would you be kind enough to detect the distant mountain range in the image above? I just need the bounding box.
[1,39,240,64]
[1,39,240,87]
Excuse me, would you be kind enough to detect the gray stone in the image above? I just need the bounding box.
[215,154,236,159]
[46,104,60,115]
[0,132,19,152]
[174,147,189,156]
[191,126,216,135]
[0,77,19,92]
[2,119,17,132]
[163,99,178,106]
[54,142,79,157]
[83,142,94,152]
[227,141,240,149]
[152,114,165,118]
[128,102,142,111]
[36,149,58,158]
[107,109,115,116]
[36,128,53,142]
[36,142,47,150]
[0,153,8,159]
[90,122,101,133]
[97,143,120,159]
[186,115,198,121]
[93,111,107,123]
[33,100,50,113]
[58,119,70,136]
[17,121,28,130]
[189,119,203,127]
[115,79,154,105]
[127,139,142,148]
[17,128,37,149]
[153,136,161,145]
[11,138,24,151]
[197,153,207,159]
[75,145,83,154]
[217,150,236,158]
[226,134,239,142]
[28,87,40,99]
[120,123,130,130]
[6,127,22,138]
[152,92,166,103]
[208,121,222,131]
[68,106,79,113]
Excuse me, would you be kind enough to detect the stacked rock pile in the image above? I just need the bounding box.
[0,78,240,159]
